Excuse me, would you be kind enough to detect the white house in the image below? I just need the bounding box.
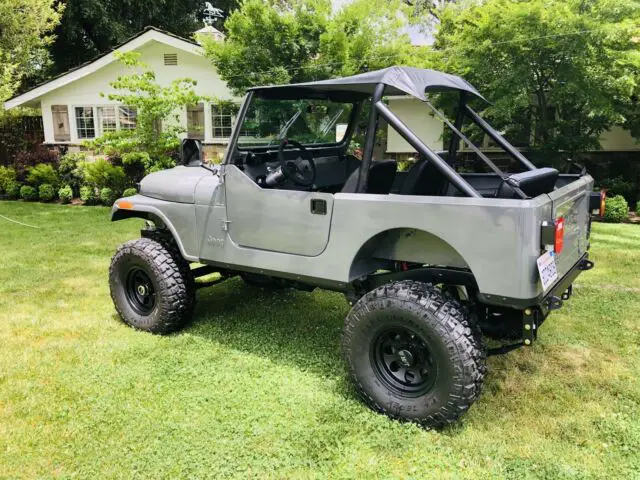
[387,97,640,158]
[4,26,239,160]
[386,97,443,153]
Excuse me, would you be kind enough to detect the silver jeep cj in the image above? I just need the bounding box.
[108,67,600,427]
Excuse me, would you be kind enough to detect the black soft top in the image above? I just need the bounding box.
[250,66,486,102]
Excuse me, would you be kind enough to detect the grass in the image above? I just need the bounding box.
[0,201,639,479]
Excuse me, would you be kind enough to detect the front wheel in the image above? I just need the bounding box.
[342,280,486,428]
[109,238,195,334]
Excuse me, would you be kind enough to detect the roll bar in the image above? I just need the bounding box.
[375,101,482,198]
[359,82,537,198]
[464,105,536,171]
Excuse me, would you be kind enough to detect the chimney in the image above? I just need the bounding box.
[195,25,225,44]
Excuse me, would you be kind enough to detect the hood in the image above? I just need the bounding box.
[139,166,213,204]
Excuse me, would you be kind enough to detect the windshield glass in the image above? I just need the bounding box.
[237,97,354,147]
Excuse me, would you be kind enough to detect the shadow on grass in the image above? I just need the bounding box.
[187,278,351,380]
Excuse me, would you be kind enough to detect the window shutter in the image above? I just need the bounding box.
[164,53,178,66]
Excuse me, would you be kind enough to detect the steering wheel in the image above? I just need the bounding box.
[277,138,317,187]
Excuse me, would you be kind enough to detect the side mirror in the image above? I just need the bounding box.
[181,138,202,166]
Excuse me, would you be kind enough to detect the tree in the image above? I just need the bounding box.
[87,52,209,176]
[0,0,62,104]
[402,0,456,20]
[432,0,640,154]
[203,0,414,95]
[48,0,206,75]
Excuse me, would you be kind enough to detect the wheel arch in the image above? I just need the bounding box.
[348,227,474,281]
[111,205,195,261]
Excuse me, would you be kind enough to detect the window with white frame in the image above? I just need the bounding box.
[75,107,95,139]
[98,106,117,134]
[211,103,236,139]
[119,106,137,130]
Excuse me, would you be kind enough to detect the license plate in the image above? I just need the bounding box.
[537,251,558,291]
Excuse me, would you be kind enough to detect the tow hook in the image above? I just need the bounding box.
[579,259,595,271]
[545,296,563,311]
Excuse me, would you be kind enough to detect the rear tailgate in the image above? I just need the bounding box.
[546,175,594,280]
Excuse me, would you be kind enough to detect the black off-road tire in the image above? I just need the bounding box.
[109,238,195,334]
[143,230,196,309]
[342,280,486,428]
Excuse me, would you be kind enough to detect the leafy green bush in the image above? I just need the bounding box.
[0,166,17,193]
[100,187,116,205]
[80,158,126,192]
[598,176,635,200]
[27,163,59,188]
[4,180,21,199]
[635,201,639,214]
[603,195,629,223]
[122,187,137,197]
[58,185,73,204]
[58,152,86,195]
[38,184,55,202]
[13,146,59,182]
[80,185,97,205]
[20,185,38,201]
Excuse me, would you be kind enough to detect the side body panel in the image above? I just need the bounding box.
[224,166,334,256]
[114,167,593,304]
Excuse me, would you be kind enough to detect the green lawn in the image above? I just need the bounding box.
[1,201,638,479]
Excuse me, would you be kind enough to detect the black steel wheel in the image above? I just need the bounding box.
[109,238,195,334]
[342,280,486,428]
[371,326,438,396]
[124,266,157,315]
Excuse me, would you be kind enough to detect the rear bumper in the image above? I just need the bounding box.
[487,253,594,354]
[538,252,593,315]
[477,252,593,310]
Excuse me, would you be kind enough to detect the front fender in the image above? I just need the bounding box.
[111,195,199,261]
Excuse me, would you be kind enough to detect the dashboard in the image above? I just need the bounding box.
[231,149,360,192]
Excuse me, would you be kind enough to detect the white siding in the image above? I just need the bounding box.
[386,98,444,153]
[38,40,238,144]
[388,99,640,153]
[599,126,640,151]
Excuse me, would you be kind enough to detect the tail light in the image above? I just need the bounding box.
[599,190,606,217]
[554,217,565,254]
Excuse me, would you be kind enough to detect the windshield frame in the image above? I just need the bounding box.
[224,91,361,161]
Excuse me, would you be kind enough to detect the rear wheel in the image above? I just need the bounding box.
[109,238,195,334]
[342,280,486,428]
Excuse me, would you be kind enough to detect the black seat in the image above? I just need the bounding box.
[495,167,559,199]
[341,159,397,194]
[399,159,449,196]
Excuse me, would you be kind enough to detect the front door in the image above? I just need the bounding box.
[224,165,334,257]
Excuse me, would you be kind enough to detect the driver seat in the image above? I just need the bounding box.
[341,160,397,194]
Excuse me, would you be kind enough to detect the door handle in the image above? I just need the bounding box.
[310,199,327,215]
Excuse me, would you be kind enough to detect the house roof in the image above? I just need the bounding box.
[251,66,487,102]
[4,26,203,110]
